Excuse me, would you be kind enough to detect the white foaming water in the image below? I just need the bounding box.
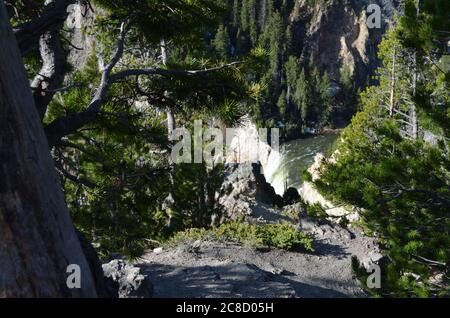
[263,148,284,196]
[263,134,340,196]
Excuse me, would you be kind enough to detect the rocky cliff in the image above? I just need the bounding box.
[288,0,400,85]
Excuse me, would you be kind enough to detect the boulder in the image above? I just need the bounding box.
[361,250,386,270]
[102,259,153,298]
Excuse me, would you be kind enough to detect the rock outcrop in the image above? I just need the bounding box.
[66,3,99,68]
[215,162,283,224]
[102,259,153,298]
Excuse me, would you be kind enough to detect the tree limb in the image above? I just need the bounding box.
[55,161,97,188]
[110,61,243,83]
[31,9,67,119]
[13,0,76,56]
[46,59,242,146]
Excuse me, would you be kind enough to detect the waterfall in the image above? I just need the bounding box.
[223,117,340,198]
[263,148,285,196]
[263,134,341,197]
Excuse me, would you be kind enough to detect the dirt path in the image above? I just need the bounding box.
[137,215,379,298]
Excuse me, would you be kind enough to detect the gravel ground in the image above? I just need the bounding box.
[137,214,379,298]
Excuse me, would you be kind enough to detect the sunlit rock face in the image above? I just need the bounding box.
[67,0,399,86]
[287,0,399,85]
[213,117,283,223]
[213,162,283,225]
[223,116,280,183]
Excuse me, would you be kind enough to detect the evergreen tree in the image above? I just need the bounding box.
[340,65,359,118]
[277,89,288,119]
[240,0,250,32]
[318,71,332,126]
[314,8,450,296]
[248,0,258,45]
[232,0,240,28]
[14,0,260,257]
[285,55,299,98]
[294,68,311,128]
[213,24,231,59]
[309,64,322,123]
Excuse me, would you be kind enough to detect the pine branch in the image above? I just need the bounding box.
[110,61,243,82]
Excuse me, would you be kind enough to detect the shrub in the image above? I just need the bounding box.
[307,203,328,218]
[169,222,314,252]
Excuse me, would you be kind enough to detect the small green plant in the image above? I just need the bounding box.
[283,209,300,222]
[169,222,314,252]
[169,227,209,244]
[307,203,328,218]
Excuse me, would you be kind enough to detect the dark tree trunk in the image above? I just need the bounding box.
[0,1,97,298]
[14,0,75,56]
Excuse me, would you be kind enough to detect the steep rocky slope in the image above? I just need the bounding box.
[289,0,400,85]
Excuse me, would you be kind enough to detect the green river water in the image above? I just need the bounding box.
[266,133,339,195]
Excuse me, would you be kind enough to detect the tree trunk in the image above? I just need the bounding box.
[389,45,396,118]
[160,38,176,228]
[409,2,420,140]
[160,39,176,137]
[31,2,67,120]
[0,1,97,298]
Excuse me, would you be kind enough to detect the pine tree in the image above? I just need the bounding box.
[240,0,250,32]
[277,89,288,120]
[266,11,284,89]
[285,25,294,55]
[318,71,332,126]
[285,55,299,95]
[294,68,311,128]
[17,0,254,258]
[213,24,231,59]
[248,0,258,45]
[232,0,240,28]
[309,64,322,123]
[315,9,450,296]
[0,2,98,297]
[340,65,359,119]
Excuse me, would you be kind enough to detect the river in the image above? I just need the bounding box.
[265,134,339,196]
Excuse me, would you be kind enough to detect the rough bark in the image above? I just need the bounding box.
[75,229,117,298]
[410,3,420,140]
[0,0,97,298]
[31,13,67,119]
[160,38,176,229]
